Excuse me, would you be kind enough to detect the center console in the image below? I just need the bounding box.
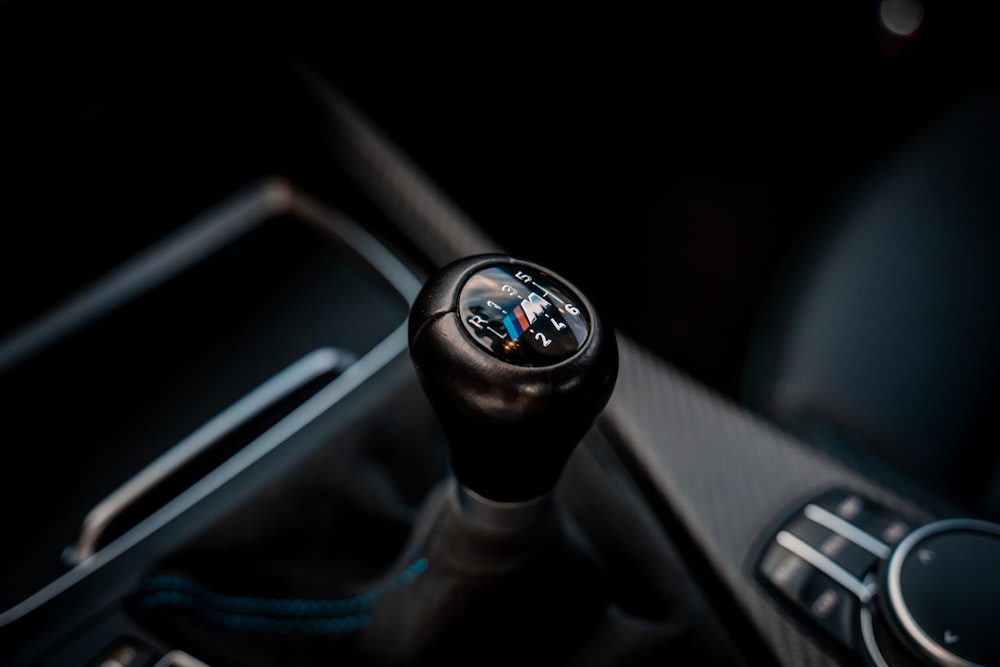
[0,177,427,665]
[1,54,996,667]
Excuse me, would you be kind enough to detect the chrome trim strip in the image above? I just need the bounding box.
[776,531,876,603]
[455,481,551,531]
[151,650,212,667]
[0,320,409,628]
[0,179,422,626]
[804,503,892,559]
[287,194,422,302]
[886,518,1000,667]
[290,61,500,267]
[65,346,355,565]
[0,179,293,376]
[860,605,892,667]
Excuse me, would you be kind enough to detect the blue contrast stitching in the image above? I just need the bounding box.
[136,591,371,633]
[134,553,427,634]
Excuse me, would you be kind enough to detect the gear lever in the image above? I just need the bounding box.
[407,253,618,506]
[358,254,618,664]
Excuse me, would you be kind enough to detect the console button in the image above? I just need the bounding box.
[813,489,911,547]
[760,542,812,599]
[785,515,880,578]
[800,569,859,648]
[759,541,859,648]
[89,640,157,667]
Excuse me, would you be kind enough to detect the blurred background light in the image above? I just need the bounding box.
[879,0,925,37]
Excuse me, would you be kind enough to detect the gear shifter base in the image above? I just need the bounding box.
[357,475,608,665]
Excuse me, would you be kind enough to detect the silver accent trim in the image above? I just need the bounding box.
[860,605,892,667]
[804,503,892,559]
[64,346,355,565]
[886,518,1000,667]
[284,192,422,300]
[0,178,422,626]
[150,650,212,667]
[0,180,292,376]
[455,482,551,531]
[291,61,500,267]
[776,530,876,603]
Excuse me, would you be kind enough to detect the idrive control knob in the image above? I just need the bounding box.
[864,519,1000,667]
[408,254,618,503]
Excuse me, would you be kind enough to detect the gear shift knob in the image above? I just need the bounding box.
[408,254,618,503]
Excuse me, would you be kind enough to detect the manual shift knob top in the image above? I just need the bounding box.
[455,261,591,366]
[408,254,618,503]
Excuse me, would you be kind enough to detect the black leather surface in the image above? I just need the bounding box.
[125,365,743,666]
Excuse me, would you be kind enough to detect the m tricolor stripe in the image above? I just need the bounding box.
[502,305,532,341]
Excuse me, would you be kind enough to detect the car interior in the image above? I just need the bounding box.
[1,3,999,666]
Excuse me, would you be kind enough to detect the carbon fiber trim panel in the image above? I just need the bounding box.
[293,61,502,267]
[307,67,937,666]
[604,336,933,666]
